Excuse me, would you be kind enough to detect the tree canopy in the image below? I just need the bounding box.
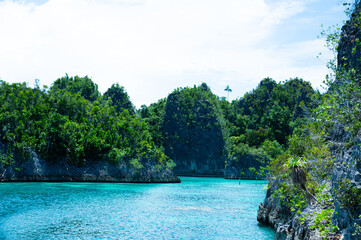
[103,83,135,115]
[0,76,172,170]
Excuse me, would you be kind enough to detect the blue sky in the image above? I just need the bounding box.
[271,3,341,44]
[0,0,350,106]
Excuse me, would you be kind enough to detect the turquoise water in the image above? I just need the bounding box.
[0,177,274,239]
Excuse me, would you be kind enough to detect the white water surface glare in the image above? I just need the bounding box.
[0,177,274,239]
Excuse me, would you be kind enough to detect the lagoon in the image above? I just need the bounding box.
[0,177,274,239]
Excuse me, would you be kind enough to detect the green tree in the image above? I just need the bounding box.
[103,83,135,114]
[0,76,173,170]
[51,74,100,102]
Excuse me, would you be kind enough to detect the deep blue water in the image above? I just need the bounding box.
[0,177,274,239]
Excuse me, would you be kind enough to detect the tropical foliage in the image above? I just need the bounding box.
[264,1,361,238]
[0,76,172,169]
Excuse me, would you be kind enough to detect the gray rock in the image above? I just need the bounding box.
[257,181,325,240]
[331,138,361,239]
[257,180,291,228]
[0,148,180,183]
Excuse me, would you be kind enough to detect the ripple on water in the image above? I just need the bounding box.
[0,178,274,239]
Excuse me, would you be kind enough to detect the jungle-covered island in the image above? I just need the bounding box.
[1,0,361,239]
[0,72,316,182]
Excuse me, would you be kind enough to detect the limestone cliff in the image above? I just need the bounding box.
[0,143,180,183]
[337,3,361,73]
[162,84,227,176]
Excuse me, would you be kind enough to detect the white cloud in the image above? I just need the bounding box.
[0,0,336,106]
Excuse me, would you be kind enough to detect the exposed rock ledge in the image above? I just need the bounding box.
[257,181,325,240]
[0,150,180,183]
[257,123,353,239]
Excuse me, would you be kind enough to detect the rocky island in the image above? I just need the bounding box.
[0,72,319,182]
[0,76,180,183]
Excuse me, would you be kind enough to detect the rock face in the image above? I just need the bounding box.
[257,3,361,238]
[257,180,291,227]
[257,180,326,240]
[327,2,361,239]
[162,85,226,176]
[331,136,361,239]
[257,127,361,240]
[0,144,180,183]
[337,3,361,73]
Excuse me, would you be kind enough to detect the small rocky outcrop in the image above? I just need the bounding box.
[257,180,326,240]
[257,180,291,227]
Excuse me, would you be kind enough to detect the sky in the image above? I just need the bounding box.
[0,0,350,107]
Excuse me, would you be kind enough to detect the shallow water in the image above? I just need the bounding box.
[0,177,274,239]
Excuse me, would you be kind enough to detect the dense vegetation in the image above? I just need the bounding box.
[136,78,318,177]
[261,1,361,239]
[0,75,173,170]
[161,83,227,175]
[222,77,317,176]
[0,72,318,178]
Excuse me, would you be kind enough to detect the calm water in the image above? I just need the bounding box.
[0,177,274,239]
